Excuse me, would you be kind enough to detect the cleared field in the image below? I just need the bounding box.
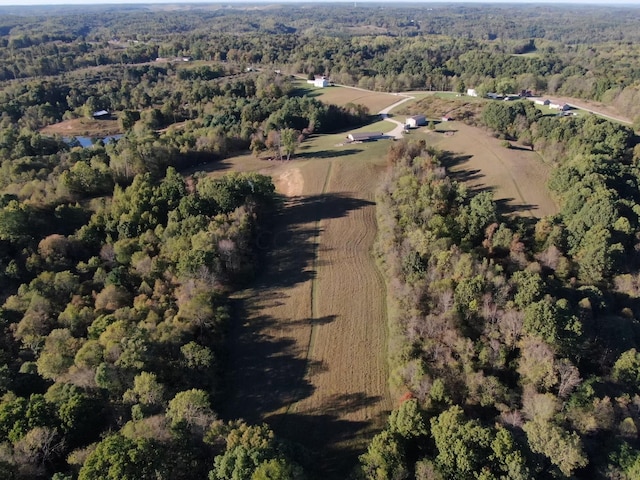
[220,136,393,478]
[429,122,558,217]
[40,117,121,137]
[216,94,556,478]
[295,81,399,113]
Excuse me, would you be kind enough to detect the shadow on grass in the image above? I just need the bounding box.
[495,198,538,214]
[253,193,374,290]
[295,148,363,160]
[269,393,389,479]
[222,192,375,426]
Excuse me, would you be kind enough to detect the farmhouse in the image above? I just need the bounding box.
[549,102,571,111]
[307,76,330,88]
[347,132,382,142]
[406,115,427,128]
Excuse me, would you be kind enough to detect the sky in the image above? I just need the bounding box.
[0,0,638,5]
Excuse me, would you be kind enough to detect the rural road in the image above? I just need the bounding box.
[378,95,415,139]
[545,96,632,125]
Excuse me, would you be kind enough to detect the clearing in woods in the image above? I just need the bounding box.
[429,122,558,217]
[220,134,394,478]
[215,95,557,478]
[40,117,121,137]
[295,81,399,113]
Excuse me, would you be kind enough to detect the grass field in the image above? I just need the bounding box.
[40,117,122,137]
[217,136,393,478]
[429,122,558,217]
[293,80,399,113]
[198,93,558,478]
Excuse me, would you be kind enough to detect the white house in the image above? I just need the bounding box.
[406,115,427,128]
[549,102,571,111]
[466,88,478,97]
[534,98,551,106]
[307,76,330,88]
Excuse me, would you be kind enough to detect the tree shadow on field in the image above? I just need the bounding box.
[295,148,363,160]
[222,309,315,424]
[254,193,374,290]
[495,198,538,215]
[269,394,389,479]
[441,152,473,169]
[222,193,374,423]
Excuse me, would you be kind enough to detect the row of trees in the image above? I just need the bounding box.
[369,111,640,478]
[0,161,315,478]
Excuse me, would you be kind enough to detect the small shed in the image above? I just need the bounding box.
[406,115,427,128]
[347,132,382,142]
[441,116,453,122]
[466,88,478,97]
[92,110,110,119]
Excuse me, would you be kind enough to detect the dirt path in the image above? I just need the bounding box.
[432,123,558,218]
[223,153,391,478]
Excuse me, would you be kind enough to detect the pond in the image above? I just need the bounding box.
[65,135,123,147]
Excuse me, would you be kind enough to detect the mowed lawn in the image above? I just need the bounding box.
[294,80,399,113]
[217,134,394,478]
[429,122,558,217]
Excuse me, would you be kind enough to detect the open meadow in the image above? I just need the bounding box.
[211,97,558,477]
[217,133,394,477]
[415,122,558,217]
[294,80,399,113]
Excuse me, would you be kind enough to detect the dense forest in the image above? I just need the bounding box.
[368,111,640,479]
[0,2,640,479]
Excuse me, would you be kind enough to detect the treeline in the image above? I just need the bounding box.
[0,69,368,209]
[369,113,640,478]
[0,163,313,478]
[3,5,640,123]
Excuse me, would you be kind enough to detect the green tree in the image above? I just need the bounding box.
[612,348,640,389]
[388,399,428,439]
[280,128,298,161]
[523,420,587,476]
[78,433,163,480]
[358,430,408,480]
[430,406,492,479]
[166,389,214,431]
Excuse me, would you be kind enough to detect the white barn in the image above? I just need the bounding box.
[466,88,478,97]
[347,132,382,142]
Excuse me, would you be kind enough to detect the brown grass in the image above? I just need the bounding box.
[218,142,392,478]
[395,95,484,123]
[40,117,122,137]
[306,84,399,113]
[429,122,558,218]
